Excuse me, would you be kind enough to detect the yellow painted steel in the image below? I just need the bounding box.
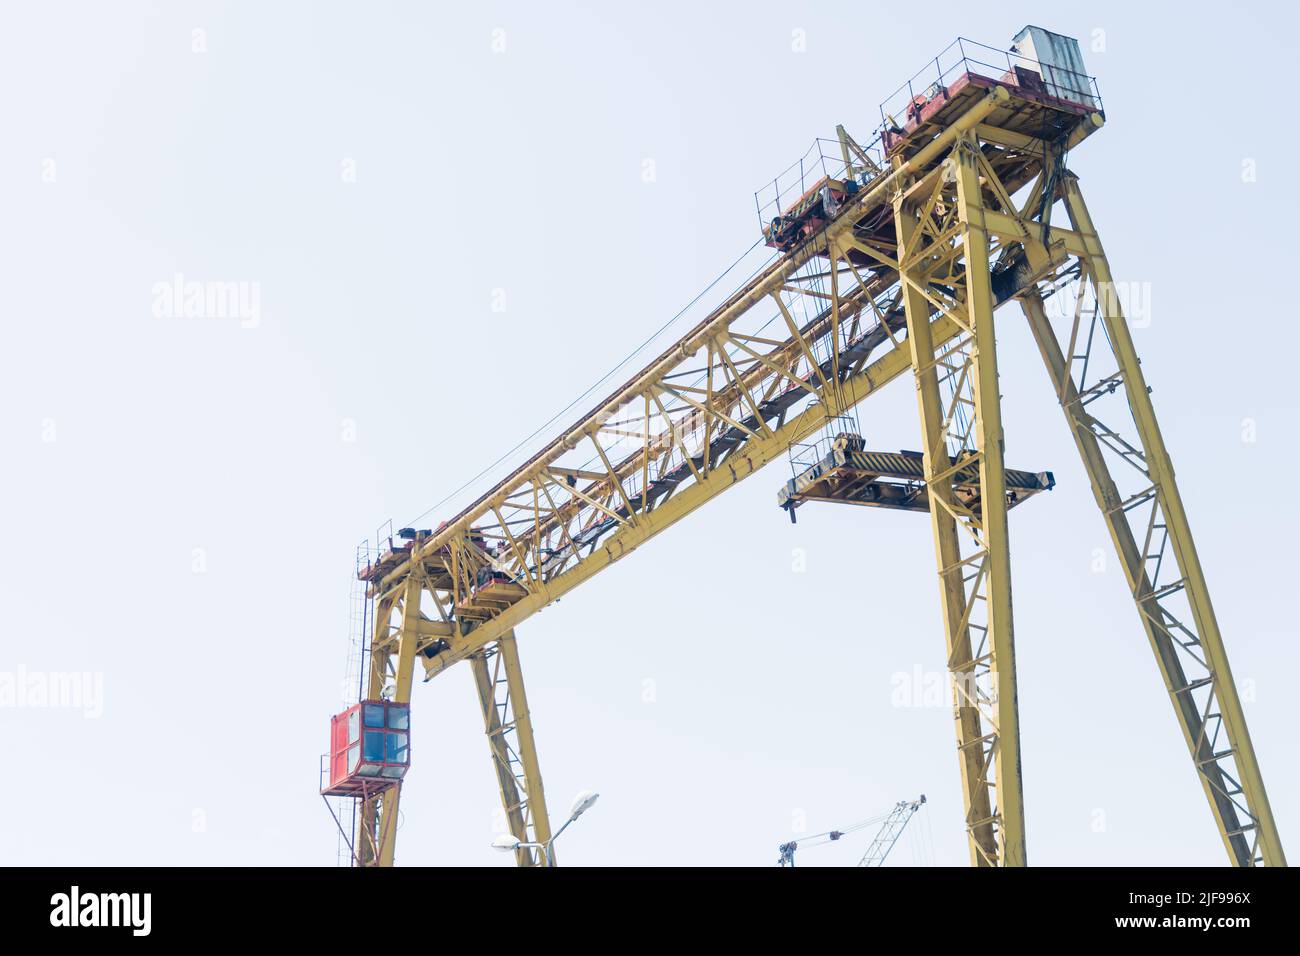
[355,575,420,867]
[497,633,554,860]
[356,592,392,867]
[1009,175,1284,866]
[892,134,1027,866]
[895,191,1000,865]
[954,140,1026,867]
[471,650,534,867]
[347,75,1284,867]
[467,632,555,867]
[1064,187,1283,866]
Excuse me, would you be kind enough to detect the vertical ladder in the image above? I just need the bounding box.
[333,537,377,867]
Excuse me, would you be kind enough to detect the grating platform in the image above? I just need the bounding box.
[778,447,1053,521]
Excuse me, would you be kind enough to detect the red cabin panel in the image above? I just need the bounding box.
[321,699,411,797]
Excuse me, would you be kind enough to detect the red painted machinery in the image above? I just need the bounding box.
[763,176,860,252]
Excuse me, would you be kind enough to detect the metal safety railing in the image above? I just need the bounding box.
[756,36,1102,244]
[878,35,1102,133]
[753,135,887,239]
[344,525,390,706]
[787,412,863,480]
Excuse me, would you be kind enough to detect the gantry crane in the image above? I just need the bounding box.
[332,26,1285,868]
[779,795,926,867]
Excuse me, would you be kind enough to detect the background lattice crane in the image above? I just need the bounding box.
[779,795,927,867]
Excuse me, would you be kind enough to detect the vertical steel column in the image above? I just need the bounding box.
[953,138,1026,867]
[893,134,1025,865]
[371,573,423,867]
[357,592,394,867]
[895,221,996,865]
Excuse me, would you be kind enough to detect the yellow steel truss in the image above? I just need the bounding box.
[348,81,1282,866]
[1010,177,1284,867]
[894,136,1025,866]
[470,633,554,867]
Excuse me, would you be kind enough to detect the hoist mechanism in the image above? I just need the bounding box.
[779,795,927,868]
[325,25,1286,869]
[777,434,1054,523]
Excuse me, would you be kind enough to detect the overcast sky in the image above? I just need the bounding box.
[1,0,1295,867]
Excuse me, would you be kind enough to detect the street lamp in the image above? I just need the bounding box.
[490,790,600,866]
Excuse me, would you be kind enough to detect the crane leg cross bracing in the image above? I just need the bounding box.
[343,35,1284,867]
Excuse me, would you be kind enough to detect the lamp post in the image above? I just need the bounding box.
[490,789,599,866]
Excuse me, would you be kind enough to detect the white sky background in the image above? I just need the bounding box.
[1,0,1296,867]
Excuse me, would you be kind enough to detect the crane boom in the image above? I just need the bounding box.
[363,118,992,669]
[857,796,926,867]
[777,795,925,867]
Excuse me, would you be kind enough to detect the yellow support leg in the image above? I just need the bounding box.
[357,593,394,867]
[1014,173,1284,866]
[357,576,421,867]
[893,134,1026,866]
[896,258,997,864]
[373,573,422,866]
[472,631,554,866]
[954,139,1026,867]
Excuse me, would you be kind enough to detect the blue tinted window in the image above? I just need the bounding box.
[363,703,385,728]
[388,705,409,730]
[363,731,385,762]
[387,732,409,764]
